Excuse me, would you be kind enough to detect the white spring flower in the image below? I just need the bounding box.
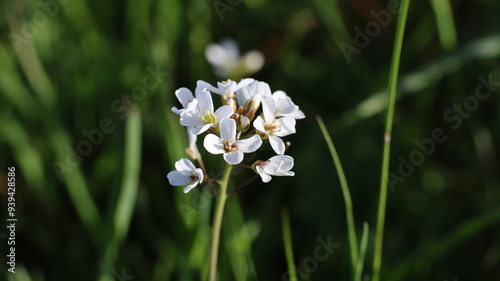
[205,38,264,78]
[271,91,305,119]
[254,155,295,183]
[172,87,197,115]
[253,97,296,155]
[167,158,204,193]
[235,80,272,107]
[180,90,234,135]
[197,78,254,97]
[204,118,262,164]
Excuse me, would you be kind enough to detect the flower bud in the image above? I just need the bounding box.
[237,116,251,132]
[244,93,261,113]
[221,92,237,111]
[237,106,244,115]
[244,107,255,121]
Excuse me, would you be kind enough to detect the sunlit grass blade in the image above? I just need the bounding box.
[281,207,297,281]
[429,0,457,51]
[354,222,369,281]
[98,108,142,281]
[372,1,411,281]
[316,115,358,277]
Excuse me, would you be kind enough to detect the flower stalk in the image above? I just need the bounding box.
[208,163,233,281]
[372,1,411,281]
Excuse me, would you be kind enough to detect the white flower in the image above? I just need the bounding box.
[235,80,271,107]
[180,90,234,135]
[272,91,305,119]
[253,97,296,155]
[172,87,198,115]
[167,158,204,193]
[203,118,262,164]
[254,155,295,183]
[197,78,254,97]
[205,38,264,78]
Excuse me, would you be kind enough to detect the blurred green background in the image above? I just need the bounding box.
[1,0,500,280]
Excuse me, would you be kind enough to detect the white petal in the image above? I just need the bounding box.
[253,116,267,134]
[172,106,182,115]
[269,136,285,155]
[272,90,289,100]
[183,181,198,193]
[262,159,285,174]
[236,135,262,153]
[256,166,272,183]
[187,128,199,157]
[196,90,214,112]
[191,124,212,135]
[194,168,204,183]
[214,105,234,121]
[175,87,195,108]
[203,134,225,155]
[236,83,253,106]
[219,118,236,141]
[242,51,264,73]
[271,155,294,171]
[261,97,275,122]
[180,110,205,127]
[256,81,272,98]
[234,78,254,92]
[167,171,191,186]
[217,81,237,94]
[205,44,230,66]
[224,151,243,164]
[274,117,296,137]
[265,155,294,176]
[175,158,196,172]
[288,109,306,119]
[220,38,240,58]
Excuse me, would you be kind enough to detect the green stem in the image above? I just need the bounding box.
[372,1,411,281]
[281,208,298,281]
[354,222,369,281]
[208,164,233,281]
[316,116,358,276]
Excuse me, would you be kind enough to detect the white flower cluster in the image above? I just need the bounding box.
[167,78,305,193]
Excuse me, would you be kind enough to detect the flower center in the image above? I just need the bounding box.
[198,109,217,125]
[223,138,237,152]
[264,120,281,135]
[189,173,199,182]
